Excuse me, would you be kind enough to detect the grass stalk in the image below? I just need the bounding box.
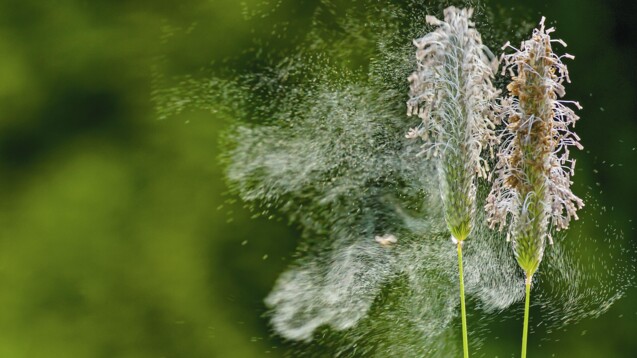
[521,274,532,358]
[457,241,469,358]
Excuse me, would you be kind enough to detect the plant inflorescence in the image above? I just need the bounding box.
[484,16,584,357]
[405,7,500,356]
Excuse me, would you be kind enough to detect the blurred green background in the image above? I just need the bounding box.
[0,0,635,357]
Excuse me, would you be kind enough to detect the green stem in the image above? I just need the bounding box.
[457,241,469,358]
[521,274,532,358]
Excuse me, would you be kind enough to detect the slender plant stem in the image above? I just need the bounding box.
[521,274,532,358]
[457,241,469,358]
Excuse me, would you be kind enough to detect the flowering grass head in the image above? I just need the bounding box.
[406,6,499,242]
[486,17,584,277]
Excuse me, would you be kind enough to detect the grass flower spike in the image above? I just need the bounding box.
[407,7,499,357]
[485,17,584,358]
[407,7,499,241]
